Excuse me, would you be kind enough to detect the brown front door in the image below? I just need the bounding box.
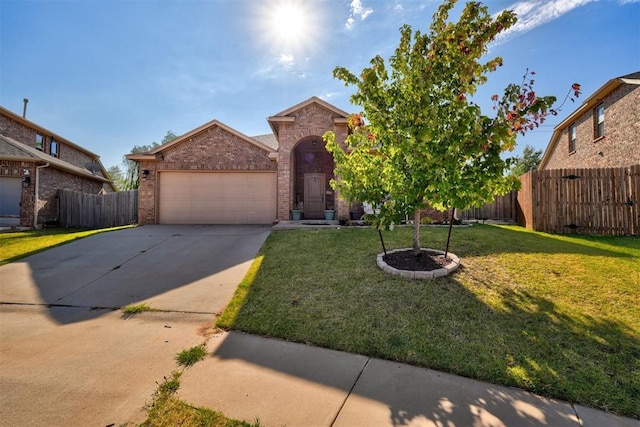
[304,173,325,219]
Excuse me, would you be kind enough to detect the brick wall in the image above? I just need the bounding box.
[544,84,639,169]
[275,103,349,220]
[1,113,110,226]
[0,115,34,144]
[0,114,102,170]
[137,125,276,224]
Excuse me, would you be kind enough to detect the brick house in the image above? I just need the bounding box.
[0,106,115,228]
[539,71,640,170]
[127,97,352,225]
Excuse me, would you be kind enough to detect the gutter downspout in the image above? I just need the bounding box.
[34,162,50,229]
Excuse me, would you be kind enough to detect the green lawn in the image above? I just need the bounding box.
[218,224,640,418]
[0,226,132,266]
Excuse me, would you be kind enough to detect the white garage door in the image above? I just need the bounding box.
[158,172,276,224]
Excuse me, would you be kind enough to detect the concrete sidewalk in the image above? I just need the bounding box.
[1,224,638,426]
[180,331,640,427]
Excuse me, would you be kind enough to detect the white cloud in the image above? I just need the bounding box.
[320,92,338,100]
[496,0,597,42]
[346,16,355,30]
[278,53,294,68]
[618,0,640,4]
[254,54,311,80]
[345,0,373,30]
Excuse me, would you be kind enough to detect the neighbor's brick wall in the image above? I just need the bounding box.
[137,126,276,225]
[0,113,103,171]
[37,168,103,225]
[0,160,36,227]
[544,84,639,169]
[275,103,349,220]
[0,115,35,147]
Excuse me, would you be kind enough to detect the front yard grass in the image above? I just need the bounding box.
[218,224,640,418]
[0,226,132,266]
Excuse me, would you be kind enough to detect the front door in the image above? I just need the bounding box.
[304,173,325,219]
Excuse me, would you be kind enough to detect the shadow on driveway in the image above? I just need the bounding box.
[0,225,270,324]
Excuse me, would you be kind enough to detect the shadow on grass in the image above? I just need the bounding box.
[403,224,639,259]
[215,225,640,421]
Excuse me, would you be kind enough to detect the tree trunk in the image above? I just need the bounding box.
[413,210,421,255]
[445,208,455,258]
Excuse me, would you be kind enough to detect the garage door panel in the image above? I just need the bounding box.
[158,172,276,224]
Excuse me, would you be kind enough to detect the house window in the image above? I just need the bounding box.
[51,140,59,158]
[569,123,576,153]
[594,103,605,139]
[36,134,44,151]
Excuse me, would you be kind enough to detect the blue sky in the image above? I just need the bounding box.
[1,0,639,170]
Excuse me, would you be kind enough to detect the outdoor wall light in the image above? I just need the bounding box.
[142,169,150,178]
[22,176,31,187]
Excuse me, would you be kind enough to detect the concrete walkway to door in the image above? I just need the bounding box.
[0,225,270,425]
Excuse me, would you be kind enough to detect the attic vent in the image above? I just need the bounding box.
[85,162,101,175]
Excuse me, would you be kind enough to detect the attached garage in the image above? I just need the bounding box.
[158,171,276,225]
[127,99,350,225]
[0,177,22,226]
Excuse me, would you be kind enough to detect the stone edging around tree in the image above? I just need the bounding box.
[377,248,461,279]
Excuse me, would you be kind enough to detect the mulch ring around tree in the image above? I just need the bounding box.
[383,249,452,271]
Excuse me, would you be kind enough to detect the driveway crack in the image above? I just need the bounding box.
[54,236,174,303]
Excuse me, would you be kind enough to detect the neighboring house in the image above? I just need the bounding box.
[539,71,640,170]
[127,96,350,225]
[0,106,115,228]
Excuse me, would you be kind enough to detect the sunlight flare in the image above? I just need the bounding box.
[252,0,324,67]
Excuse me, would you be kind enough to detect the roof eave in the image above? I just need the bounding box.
[126,154,156,162]
[267,116,295,139]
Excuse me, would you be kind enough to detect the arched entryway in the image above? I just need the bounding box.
[292,136,335,219]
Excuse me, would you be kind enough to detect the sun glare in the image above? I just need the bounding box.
[254,0,322,60]
[271,2,306,42]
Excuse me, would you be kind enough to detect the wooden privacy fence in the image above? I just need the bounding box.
[518,165,640,235]
[458,191,517,221]
[59,189,138,229]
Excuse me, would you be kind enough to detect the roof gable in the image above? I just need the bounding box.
[267,97,350,138]
[146,119,276,156]
[270,96,350,118]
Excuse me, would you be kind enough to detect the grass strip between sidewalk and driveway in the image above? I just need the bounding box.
[0,226,133,266]
[217,224,640,418]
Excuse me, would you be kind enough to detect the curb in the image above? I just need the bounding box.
[377,248,461,279]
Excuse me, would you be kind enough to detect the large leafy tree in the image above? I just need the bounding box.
[122,130,177,190]
[509,145,543,177]
[324,0,572,254]
[106,165,126,191]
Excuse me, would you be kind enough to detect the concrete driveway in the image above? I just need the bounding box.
[0,225,270,425]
